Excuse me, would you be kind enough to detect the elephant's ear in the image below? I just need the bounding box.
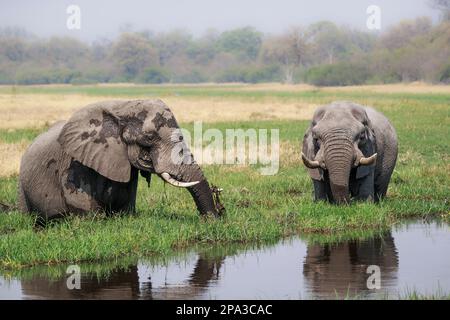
[356,123,377,180]
[302,126,323,181]
[58,103,131,183]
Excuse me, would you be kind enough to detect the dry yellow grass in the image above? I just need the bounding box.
[0,140,28,177]
[238,82,450,94]
[2,82,448,130]
[322,82,450,94]
[0,94,96,129]
[0,93,316,129]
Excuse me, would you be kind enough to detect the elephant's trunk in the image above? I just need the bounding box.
[188,179,220,217]
[178,163,220,217]
[323,129,354,204]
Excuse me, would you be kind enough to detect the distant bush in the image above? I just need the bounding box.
[215,65,280,83]
[15,68,81,85]
[139,67,170,84]
[174,70,207,83]
[366,73,402,84]
[81,69,114,83]
[0,70,14,84]
[70,77,98,85]
[439,65,450,83]
[305,63,370,86]
[244,65,281,83]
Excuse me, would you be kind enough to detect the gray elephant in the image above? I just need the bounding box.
[18,99,223,219]
[301,101,397,204]
[303,232,398,298]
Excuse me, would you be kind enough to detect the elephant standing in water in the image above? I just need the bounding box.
[301,101,398,203]
[19,99,223,219]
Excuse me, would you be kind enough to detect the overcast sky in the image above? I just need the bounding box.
[0,0,439,41]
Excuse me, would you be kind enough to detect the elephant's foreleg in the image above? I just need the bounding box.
[352,170,375,202]
[312,180,329,201]
[123,169,139,214]
[374,179,389,202]
[18,182,31,213]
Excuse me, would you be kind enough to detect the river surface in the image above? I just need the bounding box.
[0,219,449,299]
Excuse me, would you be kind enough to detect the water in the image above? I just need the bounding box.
[1,219,449,299]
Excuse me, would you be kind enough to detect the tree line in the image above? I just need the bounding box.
[0,17,449,86]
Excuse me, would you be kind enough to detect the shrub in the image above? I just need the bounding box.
[139,67,170,84]
[439,65,450,83]
[305,63,370,86]
[215,65,280,83]
[174,70,207,83]
[15,68,81,85]
[70,77,97,85]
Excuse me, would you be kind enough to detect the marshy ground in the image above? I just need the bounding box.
[0,83,449,269]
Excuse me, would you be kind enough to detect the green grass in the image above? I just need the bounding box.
[2,84,450,104]
[0,86,449,269]
[0,127,48,144]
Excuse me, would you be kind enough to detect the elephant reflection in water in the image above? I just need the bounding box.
[303,233,399,298]
[20,254,224,300]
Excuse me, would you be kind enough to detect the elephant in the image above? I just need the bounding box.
[301,101,398,204]
[303,232,399,298]
[17,253,224,299]
[18,99,223,219]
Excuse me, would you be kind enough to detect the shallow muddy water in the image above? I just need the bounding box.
[1,219,449,299]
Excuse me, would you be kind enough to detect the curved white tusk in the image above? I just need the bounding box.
[160,172,200,188]
[359,153,377,166]
[301,152,321,169]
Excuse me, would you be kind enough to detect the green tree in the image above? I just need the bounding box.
[307,21,352,65]
[153,30,193,66]
[216,27,262,60]
[261,27,309,83]
[111,33,159,80]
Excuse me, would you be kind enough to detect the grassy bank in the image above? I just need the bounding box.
[0,84,449,268]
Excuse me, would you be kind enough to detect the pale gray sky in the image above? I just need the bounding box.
[0,0,439,41]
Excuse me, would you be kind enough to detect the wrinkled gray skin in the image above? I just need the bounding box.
[302,101,398,204]
[19,99,220,219]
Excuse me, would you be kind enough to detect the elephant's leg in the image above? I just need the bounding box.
[18,182,31,213]
[374,179,389,202]
[352,170,375,202]
[374,168,394,202]
[312,180,329,201]
[115,169,139,214]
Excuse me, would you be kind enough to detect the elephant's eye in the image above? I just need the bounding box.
[139,132,160,146]
[359,132,366,140]
[313,137,320,148]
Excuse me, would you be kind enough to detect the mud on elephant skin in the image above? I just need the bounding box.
[301,101,398,204]
[18,99,224,219]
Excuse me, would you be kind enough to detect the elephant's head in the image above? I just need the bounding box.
[301,102,377,204]
[58,99,223,217]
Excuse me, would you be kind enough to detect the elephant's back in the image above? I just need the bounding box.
[21,121,66,167]
[19,121,68,215]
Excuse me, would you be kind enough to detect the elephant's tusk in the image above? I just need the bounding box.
[301,152,321,169]
[359,153,377,166]
[160,172,200,188]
